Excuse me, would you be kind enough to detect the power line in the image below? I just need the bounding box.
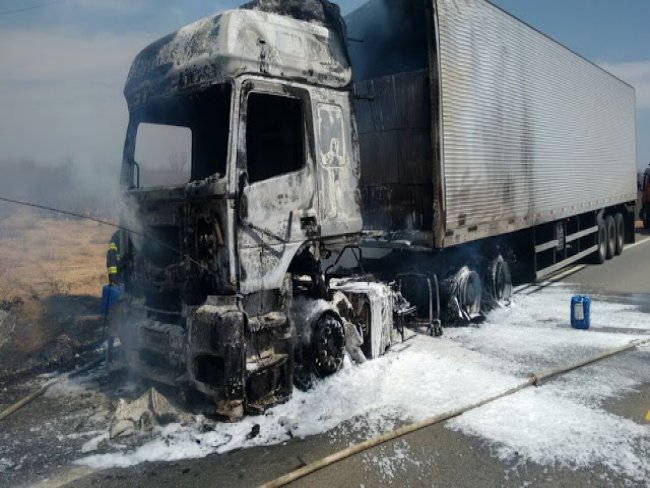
[0,0,65,17]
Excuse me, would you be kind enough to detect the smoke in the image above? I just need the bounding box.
[0,158,120,219]
[345,0,429,82]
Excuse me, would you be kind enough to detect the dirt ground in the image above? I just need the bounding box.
[0,208,114,380]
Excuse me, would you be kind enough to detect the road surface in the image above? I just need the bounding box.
[3,233,649,488]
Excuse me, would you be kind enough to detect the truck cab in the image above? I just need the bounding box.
[110,7,363,418]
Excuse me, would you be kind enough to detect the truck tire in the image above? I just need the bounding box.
[614,213,625,255]
[484,256,513,308]
[592,218,607,264]
[644,211,650,230]
[310,314,345,378]
[456,268,482,321]
[605,216,616,259]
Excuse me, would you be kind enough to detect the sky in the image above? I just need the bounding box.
[0,0,648,171]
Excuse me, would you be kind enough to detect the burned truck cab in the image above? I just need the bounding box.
[110,7,362,418]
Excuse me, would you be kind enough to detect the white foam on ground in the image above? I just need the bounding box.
[448,384,650,481]
[445,283,650,482]
[75,283,650,481]
[445,284,648,373]
[78,337,521,469]
[362,440,423,482]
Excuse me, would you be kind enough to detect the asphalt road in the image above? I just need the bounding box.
[59,232,650,488]
[2,232,648,488]
[564,229,650,295]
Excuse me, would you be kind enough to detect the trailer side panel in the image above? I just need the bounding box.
[436,0,637,247]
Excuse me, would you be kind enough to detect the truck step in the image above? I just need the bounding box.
[246,353,288,376]
[248,312,288,333]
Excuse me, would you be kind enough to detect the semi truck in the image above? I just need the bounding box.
[107,0,638,419]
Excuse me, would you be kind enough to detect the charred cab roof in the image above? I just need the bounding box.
[124,9,351,107]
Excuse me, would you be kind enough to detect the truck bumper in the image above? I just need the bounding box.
[108,295,294,420]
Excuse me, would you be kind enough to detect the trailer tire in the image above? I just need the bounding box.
[310,313,345,378]
[605,216,616,260]
[614,213,625,256]
[484,256,513,307]
[441,266,483,325]
[592,218,607,264]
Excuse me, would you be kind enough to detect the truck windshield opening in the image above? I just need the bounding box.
[132,83,232,188]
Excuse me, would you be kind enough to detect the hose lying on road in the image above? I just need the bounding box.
[0,356,104,422]
[260,337,650,488]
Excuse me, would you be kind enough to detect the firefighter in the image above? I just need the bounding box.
[107,231,121,285]
[104,230,122,364]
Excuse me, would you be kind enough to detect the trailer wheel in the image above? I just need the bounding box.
[458,268,483,320]
[310,314,345,378]
[484,256,513,307]
[614,213,625,255]
[605,216,616,259]
[592,218,607,264]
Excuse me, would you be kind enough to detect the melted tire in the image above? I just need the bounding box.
[484,256,513,308]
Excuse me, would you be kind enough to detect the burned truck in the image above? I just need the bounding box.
[108,0,638,417]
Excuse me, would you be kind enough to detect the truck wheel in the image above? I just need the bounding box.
[484,256,513,307]
[310,314,345,378]
[605,216,616,259]
[592,218,607,264]
[614,213,625,255]
[644,212,650,230]
[458,268,483,321]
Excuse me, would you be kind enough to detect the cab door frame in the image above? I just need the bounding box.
[235,77,320,294]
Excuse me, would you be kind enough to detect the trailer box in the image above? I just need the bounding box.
[347,0,637,250]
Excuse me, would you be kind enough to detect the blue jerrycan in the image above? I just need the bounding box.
[101,284,122,318]
[570,295,591,330]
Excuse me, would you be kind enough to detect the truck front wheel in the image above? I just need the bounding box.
[310,314,346,378]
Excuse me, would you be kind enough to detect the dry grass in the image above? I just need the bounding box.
[0,209,113,353]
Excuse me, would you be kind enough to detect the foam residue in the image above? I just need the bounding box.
[74,283,650,482]
[78,337,520,469]
[448,386,650,481]
[362,440,423,482]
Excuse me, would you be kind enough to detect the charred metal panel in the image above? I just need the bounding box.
[236,79,320,295]
[435,0,637,247]
[313,88,363,238]
[237,79,362,294]
[125,9,350,106]
[353,70,434,233]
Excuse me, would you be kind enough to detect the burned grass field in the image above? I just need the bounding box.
[0,209,113,381]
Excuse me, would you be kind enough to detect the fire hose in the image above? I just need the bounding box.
[260,337,650,488]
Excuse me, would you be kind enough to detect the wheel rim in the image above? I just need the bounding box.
[485,257,513,305]
[459,270,482,319]
[495,261,513,302]
[311,315,345,377]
